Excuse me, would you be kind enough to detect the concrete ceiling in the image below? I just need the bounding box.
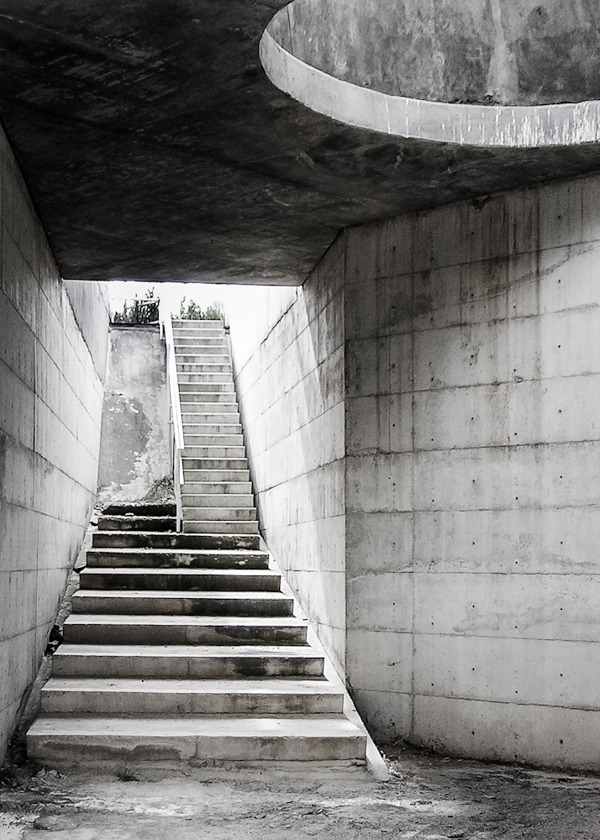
[1,0,600,284]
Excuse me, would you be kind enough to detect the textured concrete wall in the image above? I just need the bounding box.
[97,325,170,506]
[344,173,600,769]
[268,0,600,105]
[0,126,108,762]
[228,245,346,673]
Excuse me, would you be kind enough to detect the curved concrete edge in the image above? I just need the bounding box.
[260,29,600,148]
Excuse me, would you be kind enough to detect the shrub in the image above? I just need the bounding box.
[179,298,224,321]
[112,288,159,324]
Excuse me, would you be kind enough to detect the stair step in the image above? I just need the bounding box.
[184,446,246,459]
[72,590,293,616]
[52,644,323,678]
[181,507,256,522]
[79,567,279,591]
[176,354,230,364]
[28,716,366,763]
[86,548,268,569]
[179,382,234,393]
[40,678,343,715]
[98,515,175,532]
[183,434,244,447]
[182,470,250,483]
[182,424,242,435]
[182,481,252,494]
[182,458,249,470]
[62,616,308,646]
[174,341,227,349]
[182,404,239,415]
[181,493,254,508]
[177,363,232,373]
[179,392,236,403]
[182,520,259,534]
[178,375,233,385]
[102,503,176,517]
[92,531,260,550]
[173,329,224,338]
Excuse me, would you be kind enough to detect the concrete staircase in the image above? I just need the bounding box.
[27,319,366,767]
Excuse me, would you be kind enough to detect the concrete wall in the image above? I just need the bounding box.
[97,325,170,506]
[0,125,109,762]
[228,241,346,673]
[344,174,600,769]
[230,171,600,770]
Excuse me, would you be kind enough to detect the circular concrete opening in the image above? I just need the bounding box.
[261,0,600,147]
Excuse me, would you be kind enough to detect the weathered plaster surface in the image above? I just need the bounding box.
[97,325,170,506]
[0,125,108,762]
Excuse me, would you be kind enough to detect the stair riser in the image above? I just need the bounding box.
[176,356,230,364]
[27,734,365,763]
[177,371,233,391]
[182,521,259,534]
[182,482,252,494]
[53,656,323,679]
[182,425,242,435]
[182,509,256,522]
[98,517,175,532]
[182,458,248,470]
[92,532,260,550]
[182,470,250,483]
[63,624,306,646]
[41,692,340,716]
[182,406,239,417]
[183,436,244,447]
[179,382,234,393]
[72,595,292,616]
[180,392,236,402]
[181,494,254,507]
[173,327,227,338]
[79,571,279,591]
[184,447,246,459]
[86,550,268,569]
[177,364,232,374]
[174,343,228,352]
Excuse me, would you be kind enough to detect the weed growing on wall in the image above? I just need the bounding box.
[112,288,159,324]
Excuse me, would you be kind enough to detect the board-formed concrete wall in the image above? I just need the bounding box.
[344,174,600,769]
[228,243,346,673]
[97,325,170,506]
[0,125,109,762]
[230,170,600,770]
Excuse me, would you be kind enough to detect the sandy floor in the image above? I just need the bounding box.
[2,743,600,839]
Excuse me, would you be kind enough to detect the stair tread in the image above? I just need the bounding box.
[87,548,266,556]
[42,677,337,693]
[65,615,306,627]
[29,715,361,738]
[55,644,321,658]
[73,590,291,600]
[80,567,275,578]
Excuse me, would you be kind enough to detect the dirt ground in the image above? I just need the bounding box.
[1,743,600,840]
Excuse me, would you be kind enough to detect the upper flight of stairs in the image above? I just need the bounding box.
[27,319,366,767]
[176,319,258,535]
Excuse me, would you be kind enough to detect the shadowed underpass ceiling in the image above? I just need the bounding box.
[1,0,600,284]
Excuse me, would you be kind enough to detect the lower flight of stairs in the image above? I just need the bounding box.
[27,320,366,767]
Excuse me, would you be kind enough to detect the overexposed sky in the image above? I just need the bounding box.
[108,281,234,318]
